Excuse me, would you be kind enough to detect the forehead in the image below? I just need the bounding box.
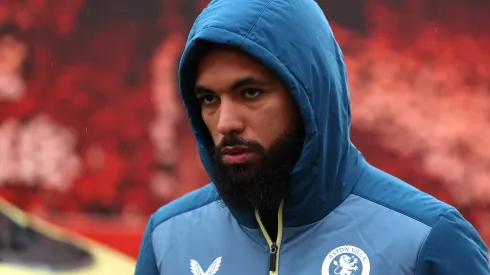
[196,47,277,88]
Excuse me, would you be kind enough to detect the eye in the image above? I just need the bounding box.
[242,89,262,99]
[198,94,218,105]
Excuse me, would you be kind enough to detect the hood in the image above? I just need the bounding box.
[178,0,367,228]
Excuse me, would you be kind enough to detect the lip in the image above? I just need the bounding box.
[221,146,253,164]
[222,152,253,164]
[221,145,250,154]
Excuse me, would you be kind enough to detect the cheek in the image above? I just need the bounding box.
[253,104,293,148]
[201,113,221,145]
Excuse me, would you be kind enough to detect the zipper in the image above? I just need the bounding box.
[269,243,278,271]
[255,200,284,275]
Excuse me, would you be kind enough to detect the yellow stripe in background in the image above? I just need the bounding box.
[0,197,136,275]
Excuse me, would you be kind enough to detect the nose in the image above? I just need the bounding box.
[216,99,245,136]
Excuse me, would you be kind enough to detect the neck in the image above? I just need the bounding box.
[259,208,279,241]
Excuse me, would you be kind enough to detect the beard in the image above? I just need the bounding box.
[212,124,304,214]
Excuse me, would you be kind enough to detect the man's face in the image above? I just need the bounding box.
[195,46,304,213]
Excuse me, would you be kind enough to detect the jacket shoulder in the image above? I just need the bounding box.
[415,208,490,274]
[151,183,219,230]
[353,164,489,274]
[352,164,454,227]
[134,184,219,274]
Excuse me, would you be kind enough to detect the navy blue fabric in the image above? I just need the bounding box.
[416,209,490,274]
[134,0,490,274]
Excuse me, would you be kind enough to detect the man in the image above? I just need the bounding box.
[135,0,490,274]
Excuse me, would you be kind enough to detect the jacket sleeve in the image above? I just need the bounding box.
[416,209,490,274]
[134,214,160,275]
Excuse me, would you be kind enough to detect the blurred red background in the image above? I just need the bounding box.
[0,0,488,259]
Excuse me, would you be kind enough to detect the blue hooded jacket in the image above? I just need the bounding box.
[135,0,490,274]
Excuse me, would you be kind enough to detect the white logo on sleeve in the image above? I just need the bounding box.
[322,245,370,275]
[190,256,222,275]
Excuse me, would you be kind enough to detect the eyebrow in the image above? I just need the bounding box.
[195,76,269,96]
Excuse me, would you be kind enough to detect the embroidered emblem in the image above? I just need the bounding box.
[190,256,222,275]
[322,245,370,275]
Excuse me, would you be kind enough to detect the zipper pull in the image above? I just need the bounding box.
[269,243,277,271]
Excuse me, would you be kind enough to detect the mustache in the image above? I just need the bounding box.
[215,135,265,154]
